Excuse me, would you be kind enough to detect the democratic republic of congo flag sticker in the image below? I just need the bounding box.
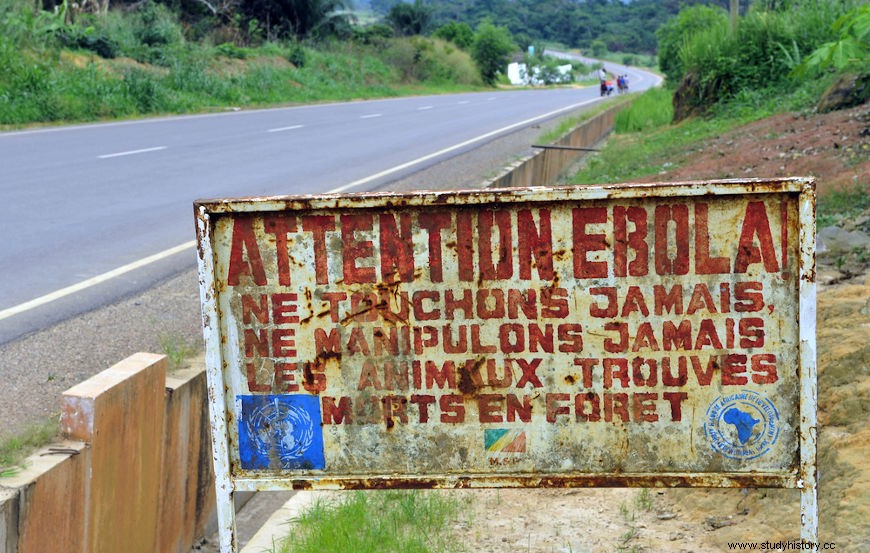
[484,428,527,454]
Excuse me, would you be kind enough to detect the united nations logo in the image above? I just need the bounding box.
[704,390,780,460]
[238,395,325,470]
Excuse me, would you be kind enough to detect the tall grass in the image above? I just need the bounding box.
[571,79,823,186]
[0,0,484,127]
[674,0,860,109]
[614,87,672,133]
[276,490,465,553]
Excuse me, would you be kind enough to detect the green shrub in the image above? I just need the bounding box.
[381,37,480,86]
[288,43,307,67]
[352,23,394,46]
[433,21,473,49]
[673,0,857,109]
[471,20,516,86]
[135,1,183,48]
[56,25,120,58]
[793,3,870,77]
[215,42,249,59]
[657,5,728,85]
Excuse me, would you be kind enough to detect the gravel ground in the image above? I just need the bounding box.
[0,105,594,441]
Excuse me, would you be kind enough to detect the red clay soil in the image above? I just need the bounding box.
[650,103,870,196]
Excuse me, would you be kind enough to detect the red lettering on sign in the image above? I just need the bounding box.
[572,207,608,278]
[654,205,690,275]
[457,211,474,282]
[479,210,513,280]
[440,395,465,423]
[663,391,688,421]
[735,201,779,273]
[301,215,334,285]
[515,358,543,388]
[228,218,266,286]
[263,215,294,286]
[379,213,414,282]
[419,212,451,282]
[695,203,730,274]
[518,209,554,280]
[245,362,270,392]
[614,206,648,277]
[477,394,503,423]
[322,396,352,424]
[411,394,436,422]
[342,214,376,284]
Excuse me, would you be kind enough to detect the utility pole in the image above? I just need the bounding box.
[730,0,739,30]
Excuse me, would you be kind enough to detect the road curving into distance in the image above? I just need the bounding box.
[0,63,660,344]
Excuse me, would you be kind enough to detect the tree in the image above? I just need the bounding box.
[386,0,432,37]
[471,20,516,86]
[242,0,354,40]
[433,20,474,49]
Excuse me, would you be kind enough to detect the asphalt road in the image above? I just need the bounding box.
[0,69,658,345]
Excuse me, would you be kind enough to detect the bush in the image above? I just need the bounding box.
[656,5,728,85]
[135,1,184,47]
[432,21,473,49]
[288,43,307,67]
[56,25,120,58]
[381,37,480,85]
[352,23,394,46]
[471,21,516,86]
[672,0,857,114]
[215,42,249,59]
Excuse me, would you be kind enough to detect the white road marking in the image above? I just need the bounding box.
[0,241,195,322]
[330,96,601,194]
[457,101,470,104]
[361,114,382,119]
[1,95,603,321]
[97,146,167,159]
[417,106,433,111]
[267,125,304,133]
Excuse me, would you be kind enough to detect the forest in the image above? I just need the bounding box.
[1,0,867,126]
[34,0,731,54]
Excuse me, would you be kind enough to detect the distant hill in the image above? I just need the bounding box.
[358,0,731,54]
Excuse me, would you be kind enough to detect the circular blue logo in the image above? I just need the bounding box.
[704,391,780,460]
[245,398,315,465]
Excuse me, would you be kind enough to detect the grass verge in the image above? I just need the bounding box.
[817,183,870,228]
[275,490,467,553]
[0,416,59,476]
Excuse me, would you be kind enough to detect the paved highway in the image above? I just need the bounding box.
[0,70,659,344]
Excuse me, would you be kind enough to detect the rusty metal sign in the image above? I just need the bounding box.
[195,177,817,551]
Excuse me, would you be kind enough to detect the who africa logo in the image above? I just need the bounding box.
[704,390,781,460]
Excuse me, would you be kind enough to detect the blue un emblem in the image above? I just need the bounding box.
[238,395,325,470]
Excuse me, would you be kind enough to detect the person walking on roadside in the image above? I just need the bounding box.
[599,66,609,96]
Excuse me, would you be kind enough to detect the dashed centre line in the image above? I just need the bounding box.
[417,106,433,111]
[97,146,167,159]
[267,125,304,133]
[9,92,608,321]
